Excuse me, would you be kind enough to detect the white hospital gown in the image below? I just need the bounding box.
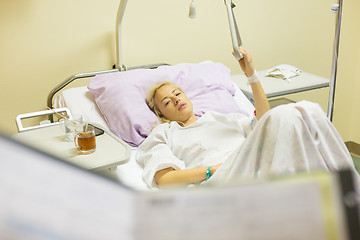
[137,101,359,189]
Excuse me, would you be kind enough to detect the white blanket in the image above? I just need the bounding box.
[207,101,360,186]
[138,101,360,190]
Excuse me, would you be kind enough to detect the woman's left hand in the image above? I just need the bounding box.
[210,163,222,175]
[233,47,255,77]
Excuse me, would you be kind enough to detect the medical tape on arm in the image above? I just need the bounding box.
[247,70,260,85]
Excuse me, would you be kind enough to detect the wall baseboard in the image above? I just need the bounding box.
[345,141,360,158]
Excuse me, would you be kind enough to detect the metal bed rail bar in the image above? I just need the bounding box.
[47,69,119,110]
[47,63,169,121]
[47,63,169,110]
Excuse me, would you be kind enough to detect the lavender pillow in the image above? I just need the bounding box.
[88,62,249,146]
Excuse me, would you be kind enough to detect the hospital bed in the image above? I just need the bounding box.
[46,61,255,190]
[13,61,360,238]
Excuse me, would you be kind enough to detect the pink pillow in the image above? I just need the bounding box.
[88,62,248,146]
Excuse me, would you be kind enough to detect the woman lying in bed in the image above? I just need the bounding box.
[136,47,359,189]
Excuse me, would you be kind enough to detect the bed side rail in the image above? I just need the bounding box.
[16,107,71,132]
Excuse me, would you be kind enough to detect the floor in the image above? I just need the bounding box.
[352,154,360,174]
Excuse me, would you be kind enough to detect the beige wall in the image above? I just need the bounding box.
[332,0,360,143]
[0,0,118,134]
[0,0,358,143]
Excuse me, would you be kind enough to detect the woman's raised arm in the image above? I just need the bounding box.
[234,48,270,119]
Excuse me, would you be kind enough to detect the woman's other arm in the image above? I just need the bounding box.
[155,164,221,188]
[235,48,270,119]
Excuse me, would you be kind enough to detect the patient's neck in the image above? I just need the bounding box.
[182,114,198,127]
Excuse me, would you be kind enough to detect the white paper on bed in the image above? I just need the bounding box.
[54,83,254,191]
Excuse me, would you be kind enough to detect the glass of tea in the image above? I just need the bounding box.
[74,124,96,154]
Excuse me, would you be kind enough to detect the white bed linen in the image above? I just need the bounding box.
[54,87,109,129]
[54,83,254,191]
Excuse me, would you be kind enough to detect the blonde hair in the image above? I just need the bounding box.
[146,81,184,125]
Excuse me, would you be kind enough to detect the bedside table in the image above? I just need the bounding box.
[13,123,131,173]
[231,70,329,104]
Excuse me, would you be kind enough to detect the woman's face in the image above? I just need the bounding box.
[154,84,194,123]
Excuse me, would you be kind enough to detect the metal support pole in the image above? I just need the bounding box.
[115,0,128,71]
[327,0,343,121]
